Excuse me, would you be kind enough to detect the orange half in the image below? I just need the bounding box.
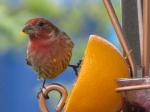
[65,35,129,112]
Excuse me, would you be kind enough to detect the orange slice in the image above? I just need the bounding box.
[65,35,129,112]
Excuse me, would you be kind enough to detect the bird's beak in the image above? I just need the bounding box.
[20,31,27,37]
[21,24,36,36]
[20,25,32,37]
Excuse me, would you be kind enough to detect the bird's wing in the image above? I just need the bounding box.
[61,32,74,47]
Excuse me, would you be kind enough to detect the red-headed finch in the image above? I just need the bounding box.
[22,18,74,89]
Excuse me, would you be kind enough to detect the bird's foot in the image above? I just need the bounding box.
[37,87,49,99]
[69,59,82,76]
[37,80,49,99]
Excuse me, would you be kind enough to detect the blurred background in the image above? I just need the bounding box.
[0,0,121,111]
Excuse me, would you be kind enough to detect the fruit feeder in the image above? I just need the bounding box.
[38,0,150,112]
[104,0,150,111]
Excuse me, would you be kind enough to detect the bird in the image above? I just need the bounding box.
[22,18,75,97]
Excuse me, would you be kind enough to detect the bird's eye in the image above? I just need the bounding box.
[37,22,45,27]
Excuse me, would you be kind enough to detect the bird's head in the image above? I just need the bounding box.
[22,18,59,38]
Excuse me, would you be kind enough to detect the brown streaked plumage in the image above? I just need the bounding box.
[22,18,74,79]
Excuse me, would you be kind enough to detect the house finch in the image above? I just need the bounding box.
[22,18,75,91]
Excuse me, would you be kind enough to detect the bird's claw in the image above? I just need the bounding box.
[69,59,82,76]
[37,87,49,99]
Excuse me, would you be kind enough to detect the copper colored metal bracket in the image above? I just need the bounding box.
[116,78,150,92]
[116,84,150,92]
[143,0,150,77]
[103,0,136,77]
[38,83,68,112]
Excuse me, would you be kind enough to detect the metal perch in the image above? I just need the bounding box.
[38,83,68,112]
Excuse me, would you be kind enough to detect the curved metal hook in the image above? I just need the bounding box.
[38,83,68,112]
